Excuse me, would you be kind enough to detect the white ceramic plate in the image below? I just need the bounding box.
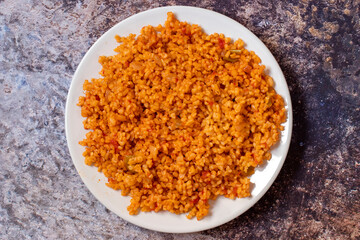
[65,6,293,233]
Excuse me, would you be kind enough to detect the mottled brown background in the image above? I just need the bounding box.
[0,0,359,239]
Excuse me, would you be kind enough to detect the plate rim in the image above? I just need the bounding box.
[65,5,293,233]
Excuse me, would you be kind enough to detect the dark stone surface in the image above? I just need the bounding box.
[0,0,359,239]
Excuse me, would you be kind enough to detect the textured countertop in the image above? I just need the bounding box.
[0,0,359,239]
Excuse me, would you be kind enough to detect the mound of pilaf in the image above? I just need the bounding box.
[78,12,286,220]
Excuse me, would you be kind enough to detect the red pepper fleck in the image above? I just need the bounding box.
[233,187,238,194]
[110,139,119,153]
[151,203,158,211]
[201,171,210,179]
[190,197,200,205]
[110,139,118,147]
[95,95,100,101]
[176,78,179,83]
[108,177,116,184]
[182,27,186,35]
[181,27,191,36]
[207,101,214,106]
[218,38,225,49]
[210,58,214,62]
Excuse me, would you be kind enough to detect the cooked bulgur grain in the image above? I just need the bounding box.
[78,12,286,220]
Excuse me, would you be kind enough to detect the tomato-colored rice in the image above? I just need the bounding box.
[78,12,286,220]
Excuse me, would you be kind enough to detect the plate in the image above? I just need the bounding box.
[65,6,293,233]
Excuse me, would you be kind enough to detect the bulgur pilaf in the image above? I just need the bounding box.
[78,12,286,220]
